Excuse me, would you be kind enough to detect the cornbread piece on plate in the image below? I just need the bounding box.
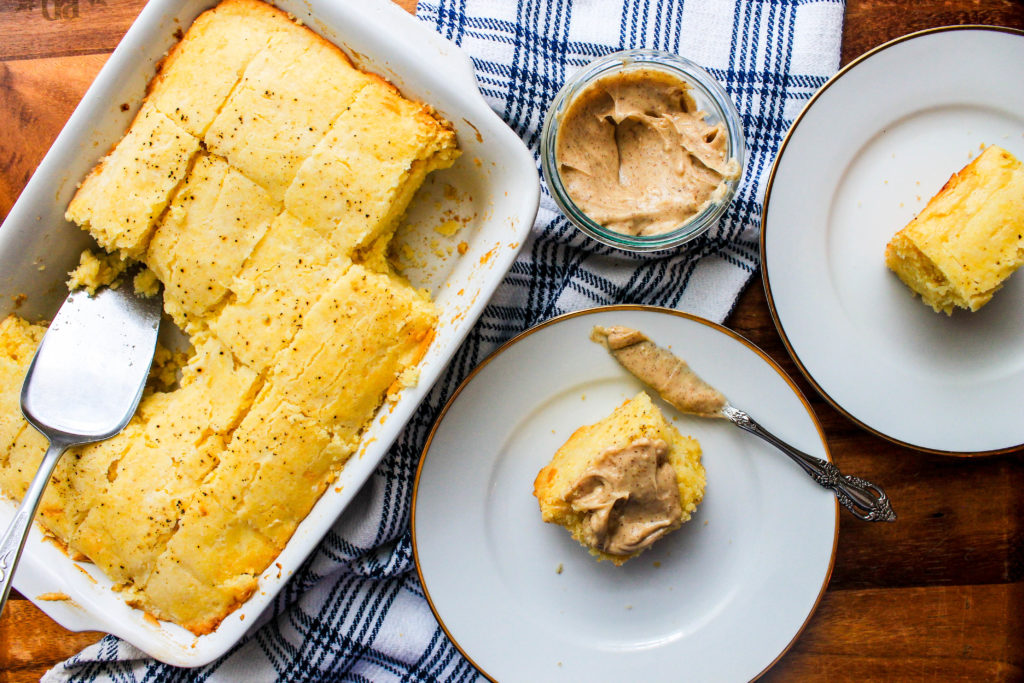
[64,101,201,257]
[534,392,705,565]
[885,145,1024,314]
[1,0,459,637]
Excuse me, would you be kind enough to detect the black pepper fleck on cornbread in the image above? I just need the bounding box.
[0,0,457,636]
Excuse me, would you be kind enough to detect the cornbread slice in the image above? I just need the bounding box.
[149,333,261,433]
[264,263,436,445]
[534,392,705,565]
[285,80,460,254]
[141,492,277,634]
[885,145,1024,314]
[65,100,201,257]
[148,0,308,137]
[209,212,348,372]
[19,426,142,545]
[71,433,224,588]
[204,28,373,201]
[146,154,279,321]
[201,389,353,548]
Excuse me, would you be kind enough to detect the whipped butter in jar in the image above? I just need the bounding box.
[541,50,745,252]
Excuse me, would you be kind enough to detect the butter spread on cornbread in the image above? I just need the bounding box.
[534,392,705,565]
[566,437,683,556]
[0,0,457,636]
[885,145,1024,314]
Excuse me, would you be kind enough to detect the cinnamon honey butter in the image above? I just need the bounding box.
[555,68,739,236]
[533,391,705,565]
[566,437,683,556]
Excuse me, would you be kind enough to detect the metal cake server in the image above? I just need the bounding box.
[593,325,896,522]
[0,278,162,613]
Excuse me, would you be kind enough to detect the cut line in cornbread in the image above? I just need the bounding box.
[209,211,349,373]
[264,263,437,444]
[533,392,705,565]
[148,0,310,138]
[285,80,460,254]
[146,153,280,322]
[204,26,374,201]
[885,145,1024,314]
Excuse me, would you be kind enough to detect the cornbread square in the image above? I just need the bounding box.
[142,492,275,634]
[209,212,348,372]
[72,435,224,588]
[65,100,201,257]
[204,28,372,201]
[30,427,143,544]
[534,392,705,565]
[285,80,459,254]
[148,0,306,137]
[148,333,261,435]
[885,145,1024,314]
[146,154,279,321]
[264,263,436,445]
[201,389,352,548]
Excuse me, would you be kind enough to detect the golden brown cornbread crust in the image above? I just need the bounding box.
[533,392,705,565]
[885,145,1024,314]
[0,0,457,635]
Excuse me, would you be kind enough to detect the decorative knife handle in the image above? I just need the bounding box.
[721,405,896,522]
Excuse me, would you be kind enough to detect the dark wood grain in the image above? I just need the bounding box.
[841,0,1024,65]
[0,599,102,683]
[0,0,142,61]
[1,0,1023,681]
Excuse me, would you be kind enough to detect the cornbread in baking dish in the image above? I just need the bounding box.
[533,392,705,565]
[885,145,1024,314]
[0,0,457,635]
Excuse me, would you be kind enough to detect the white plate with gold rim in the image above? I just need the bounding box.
[762,26,1024,456]
[412,306,836,682]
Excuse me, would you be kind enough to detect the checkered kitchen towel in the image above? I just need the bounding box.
[45,0,843,680]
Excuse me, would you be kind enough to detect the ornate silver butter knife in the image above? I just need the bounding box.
[592,324,895,522]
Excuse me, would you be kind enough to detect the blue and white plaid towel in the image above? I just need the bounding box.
[45,0,843,680]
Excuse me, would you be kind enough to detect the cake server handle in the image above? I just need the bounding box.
[0,439,69,611]
[721,405,896,522]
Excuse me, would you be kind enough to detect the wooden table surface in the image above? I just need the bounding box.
[2,0,1023,680]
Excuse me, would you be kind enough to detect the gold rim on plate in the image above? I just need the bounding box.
[411,304,838,682]
[760,25,1024,458]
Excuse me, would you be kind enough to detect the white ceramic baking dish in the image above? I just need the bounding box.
[0,0,538,666]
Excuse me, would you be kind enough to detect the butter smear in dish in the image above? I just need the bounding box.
[541,50,743,252]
